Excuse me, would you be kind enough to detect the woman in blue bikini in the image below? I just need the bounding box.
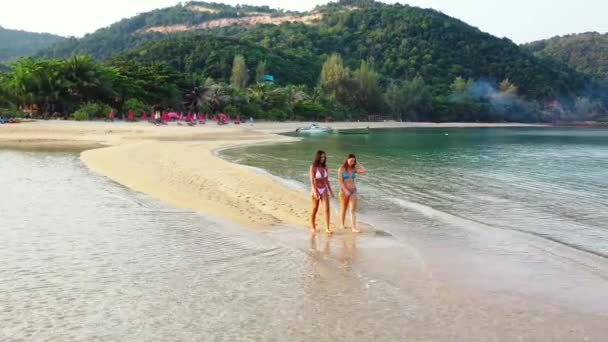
[310,150,335,234]
[338,154,367,233]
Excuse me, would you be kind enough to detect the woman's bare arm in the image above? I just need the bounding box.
[310,165,318,196]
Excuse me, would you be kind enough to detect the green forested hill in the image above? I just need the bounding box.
[113,35,319,86]
[0,26,65,61]
[37,1,288,59]
[524,32,608,80]
[220,2,585,99]
[40,0,586,99]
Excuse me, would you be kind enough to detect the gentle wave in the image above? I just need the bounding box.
[389,196,608,259]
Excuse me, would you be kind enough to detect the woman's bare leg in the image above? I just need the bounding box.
[310,195,320,233]
[350,195,360,233]
[339,192,349,229]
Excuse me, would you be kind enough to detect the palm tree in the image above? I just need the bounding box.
[63,55,106,104]
[183,87,200,113]
[9,58,38,108]
[247,83,271,103]
[6,58,65,116]
[37,63,65,115]
[285,85,310,112]
[197,79,231,113]
[247,83,283,109]
[309,86,323,104]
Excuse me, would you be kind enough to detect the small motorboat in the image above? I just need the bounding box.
[295,123,333,134]
[337,127,370,135]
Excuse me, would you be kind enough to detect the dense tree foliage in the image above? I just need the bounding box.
[524,32,608,120]
[223,3,588,99]
[4,1,606,122]
[113,35,319,86]
[384,77,432,121]
[0,26,65,61]
[0,56,182,118]
[320,54,350,100]
[0,54,323,121]
[352,60,382,113]
[255,61,266,83]
[525,32,608,80]
[230,55,248,88]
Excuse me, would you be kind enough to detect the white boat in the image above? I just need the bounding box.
[295,123,333,134]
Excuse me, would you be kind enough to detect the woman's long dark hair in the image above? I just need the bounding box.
[312,150,327,167]
[342,153,357,170]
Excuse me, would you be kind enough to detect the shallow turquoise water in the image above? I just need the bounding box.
[224,127,608,257]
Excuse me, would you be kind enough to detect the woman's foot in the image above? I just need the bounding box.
[351,227,361,233]
[325,228,333,234]
[310,227,317,234]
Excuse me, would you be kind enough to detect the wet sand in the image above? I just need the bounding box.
[1,120,607,340]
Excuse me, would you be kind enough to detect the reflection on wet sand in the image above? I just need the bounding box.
[309,233,358,270]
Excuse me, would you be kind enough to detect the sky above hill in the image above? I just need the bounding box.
[1,0,606,44]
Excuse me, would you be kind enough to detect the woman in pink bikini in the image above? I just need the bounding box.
[310,150,335,234]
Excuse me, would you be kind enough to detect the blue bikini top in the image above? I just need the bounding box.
[343,171,357,180]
